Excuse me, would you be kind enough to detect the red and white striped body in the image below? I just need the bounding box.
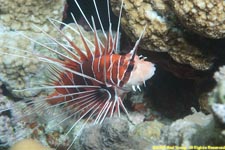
[43,0,156,122]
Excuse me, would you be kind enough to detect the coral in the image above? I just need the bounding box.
[170,0,225,39]
[28,121,70,149]
[0,115,14,146]
[111,0,214,70]
[160,112,224,146]
[208,66,225,125]
[211,104,225,124]
[208,66,225,106]
[132,121,164,141]
[0,0,66,97]
[75,117,151,150]
[0,32,50,98]
[0,0,64,35]
[209,80,225,105]
[78,117,131,150]
[0,96,32,148]
[0,93,71,149]
[0,2,72,98]
[29,105,71,149]
[77,112,225,150]
[214,66,225,83]
[10,139,52,150]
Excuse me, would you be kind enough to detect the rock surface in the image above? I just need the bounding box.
[0,32,50,98]
[0,95,32,148]
[209,66,225,125]
[170,0,225,39]
[0,0,64,35]
[211,104,225,124]
[111,0,215,71]
[77,117,163,150]
[160,112,224,147]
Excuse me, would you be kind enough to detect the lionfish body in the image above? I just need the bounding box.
[46,26,155,120]
[37,0,156,123]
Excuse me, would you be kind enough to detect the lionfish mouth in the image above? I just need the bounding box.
[0,0,155,149]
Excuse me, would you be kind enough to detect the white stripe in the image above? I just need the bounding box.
[13,85,101,92]
[67,97,103,149]
[118,97,129,118]
[99,101,112,124]
[93,0,107,38]
[115,0,124,53]
[31,25,81,65]
[65,97,102,135]
[71,13,94,59]
[73,0,94,32]
[48,19,84,61]
[90,16,105,49]
[107,0,111,26]
[43,58,104,84]
[57,96,98,133]
[110,94,117,117]
[97,56,101,72]
[116,55,122,86]
[80,64,89,85]
[109,55,116,85]
[118,57,130,87]
[94,100,110,124]
[94,89,112,124]
[91,59,96,79]
[49,18,95,48]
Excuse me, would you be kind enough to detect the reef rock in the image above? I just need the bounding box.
[209,79,225,105]
[0,32,50,98]
[170,0,225,39]
[132,120,164,141]
[160,112,224,146]
[0,90,70,149]
[78,117,131,150]
[0,0,64,35]
[208,66,225,125]
[111,0,215,71]
[0,95,32,148]
[211,104,225,124]
[214,65,225,83]
[77,117,164,150]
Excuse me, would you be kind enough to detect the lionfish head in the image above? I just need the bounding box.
[126,54,155,87]
[120,25,156,91]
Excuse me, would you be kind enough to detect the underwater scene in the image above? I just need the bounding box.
[0,0,225,150]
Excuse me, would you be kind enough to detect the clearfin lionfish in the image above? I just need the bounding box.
[0,0,155,149]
